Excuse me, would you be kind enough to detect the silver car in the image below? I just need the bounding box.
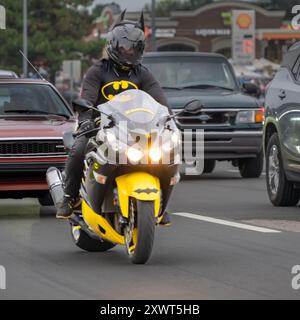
[0,70,18,79]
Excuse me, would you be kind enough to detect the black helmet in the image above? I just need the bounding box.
[106,10,145,71]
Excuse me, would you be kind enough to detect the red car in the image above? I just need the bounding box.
[0,78,76,205]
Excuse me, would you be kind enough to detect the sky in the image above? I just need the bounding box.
[91,0,150,11]
[90,1,265,12]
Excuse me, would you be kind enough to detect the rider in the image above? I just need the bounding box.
[56,10,172,225]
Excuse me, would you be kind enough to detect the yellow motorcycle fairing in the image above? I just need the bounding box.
[116,172,161,218]
[81,200,125,245]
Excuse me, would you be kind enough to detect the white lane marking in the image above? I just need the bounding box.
[173,212,281,233]
[227,169,266,176]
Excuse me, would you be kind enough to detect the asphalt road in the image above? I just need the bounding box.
[0,162,300,300]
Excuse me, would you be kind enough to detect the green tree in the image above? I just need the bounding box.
[91,4,105,20]
[256,0,299,19]
[0,0,105,81]
[0,1,23,73]
[148,0,299,19]
[145,0,212,16]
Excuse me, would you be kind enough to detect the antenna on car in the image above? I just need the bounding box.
[19,50,45,80]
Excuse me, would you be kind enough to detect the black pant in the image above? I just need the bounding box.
[64,135,89,198]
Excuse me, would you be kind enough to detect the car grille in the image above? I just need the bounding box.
[175,109,237,128]
[0,140,66,156]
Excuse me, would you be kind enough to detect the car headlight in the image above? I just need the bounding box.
[127,147,143,163]
[149,147,162,162]
[236,109,264,124]
[236,110,255,123]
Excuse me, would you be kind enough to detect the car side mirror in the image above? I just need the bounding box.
[242,83,259,95]
[72,98,93,112]
[184,100,203,115]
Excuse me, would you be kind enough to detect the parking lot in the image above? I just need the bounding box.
[0,162,299,300]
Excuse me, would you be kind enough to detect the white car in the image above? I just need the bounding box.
[0,70,18,79]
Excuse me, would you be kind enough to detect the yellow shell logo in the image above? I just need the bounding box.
[101,80,138,101]
[236,14,252,29]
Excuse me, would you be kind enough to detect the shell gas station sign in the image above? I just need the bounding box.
[232,10,255,64]
[0,5,5,30]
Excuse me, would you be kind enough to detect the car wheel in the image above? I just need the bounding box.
[266,133,300,206]
[238,150,263,178]
[203,160,216,174]
[38,191,54,206]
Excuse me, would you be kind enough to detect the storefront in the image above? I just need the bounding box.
[125,1,298,63]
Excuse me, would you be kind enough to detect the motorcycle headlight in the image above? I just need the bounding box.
[127,147,143,163]
[106,131,116,144]
[171,131,180,145]
[105,131,120,152]
[149,147,162,162]
[162,131,181,152]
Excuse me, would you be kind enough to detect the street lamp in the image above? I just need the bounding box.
[23,0,28,77]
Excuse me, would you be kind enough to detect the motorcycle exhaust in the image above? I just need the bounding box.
[46,167,64,208]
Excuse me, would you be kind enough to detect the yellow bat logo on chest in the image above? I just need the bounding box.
[101,80,138,101]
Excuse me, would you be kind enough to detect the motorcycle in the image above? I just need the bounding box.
[47,89,201,264]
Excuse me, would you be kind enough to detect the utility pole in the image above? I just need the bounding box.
[151,0,156,51]
[23,0,28,77]
[0,5,6,30]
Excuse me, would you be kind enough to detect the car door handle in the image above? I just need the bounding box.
[278,90,286,99]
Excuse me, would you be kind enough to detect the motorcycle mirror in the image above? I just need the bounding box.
[72,98,93,112]
[157,110,183,127]
[183,100,203,115]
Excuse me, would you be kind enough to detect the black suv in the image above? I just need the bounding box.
[143,52,263,177]
[264,42,300,206]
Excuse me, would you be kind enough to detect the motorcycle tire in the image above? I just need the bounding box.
[129,200,155,265]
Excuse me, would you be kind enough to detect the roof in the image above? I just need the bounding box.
[257,30,300,41]
[281,41,300,69]
[0,70,18,79]
[289,41,300,52]
[143,51,226,59]
[0,78,50,85]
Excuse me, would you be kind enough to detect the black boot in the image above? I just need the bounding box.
[56,195,74,219]
[159,211,171,227]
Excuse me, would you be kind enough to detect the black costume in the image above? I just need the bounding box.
[64,58,169,198]
[57,9,172,226]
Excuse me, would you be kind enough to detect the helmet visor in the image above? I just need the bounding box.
[117,38,144,65]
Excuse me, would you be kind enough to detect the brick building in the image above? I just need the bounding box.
[125,1,300,63]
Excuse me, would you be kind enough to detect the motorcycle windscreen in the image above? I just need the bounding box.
[98,89,169,133]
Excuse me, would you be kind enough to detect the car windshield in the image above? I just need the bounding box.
[143,56,238,90]
[0,84,71,117]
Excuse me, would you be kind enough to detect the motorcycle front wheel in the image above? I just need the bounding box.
[125,199,155,264]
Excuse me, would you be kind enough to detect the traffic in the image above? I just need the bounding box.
[0,0,299,304]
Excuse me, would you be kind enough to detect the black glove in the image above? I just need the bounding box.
[75,119,96,138]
